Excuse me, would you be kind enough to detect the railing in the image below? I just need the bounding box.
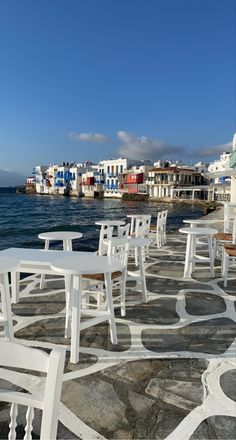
[229,151,236,168]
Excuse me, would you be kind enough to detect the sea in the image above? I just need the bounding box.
[0,187,204,252]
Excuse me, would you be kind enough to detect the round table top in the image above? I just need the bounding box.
[126,214,151,219]
[179,227,218,235]
[51,253,122,275]
[38,231,83,241]
[95,220,125,227]
[0,256,20,273]
[183,219,223,225]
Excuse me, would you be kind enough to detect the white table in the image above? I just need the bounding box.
[38,231,83,252]
[179,227,217,279]
[38,231,83,289]
[0,256,20,341]
[183,219,223,228]
[0,248,121,364]
[0,248,91,303]
[51,253,122,363]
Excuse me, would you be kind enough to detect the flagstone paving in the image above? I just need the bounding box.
[0,209,236,439]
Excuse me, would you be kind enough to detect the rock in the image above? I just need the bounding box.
[145,378,203,411]
[61,377,128,433]
[220,369,236,402]
[185,291,226,315]
[128,391,156,414]
[190,416,236,439]
[101,360,164,384]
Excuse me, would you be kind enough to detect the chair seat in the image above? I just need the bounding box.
[224,247,236,257]
[215,232,232,241]
[149,225,156,231]
[224,243,236,250]
[82,271,122,281]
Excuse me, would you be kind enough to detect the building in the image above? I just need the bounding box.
[81,170,104,198]
[147,166,208,200]
[33,165,48,194]
[208,152,231,184]
[98,158,152,197]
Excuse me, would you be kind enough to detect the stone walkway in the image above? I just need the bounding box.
[0,210,236,439]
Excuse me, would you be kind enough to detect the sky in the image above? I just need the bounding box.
[0,0,235,178]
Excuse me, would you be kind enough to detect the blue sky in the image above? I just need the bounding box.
[0,0,235,176]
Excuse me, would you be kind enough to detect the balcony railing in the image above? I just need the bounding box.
[229,151,236,169]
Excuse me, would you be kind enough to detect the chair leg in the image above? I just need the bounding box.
[104,273,118,345]
[208,235,214,278]
[223,255,229,287]
[184,234,192,279]
[120,273,126,317]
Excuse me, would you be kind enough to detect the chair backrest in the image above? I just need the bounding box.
[118,223,130,238]
[0,342,65,440]
[134,216,151,238]
[107,237,130,269]
[98,225,114,255]
[157,210,168,227]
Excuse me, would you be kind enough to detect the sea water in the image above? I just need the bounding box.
[0,188,204,252]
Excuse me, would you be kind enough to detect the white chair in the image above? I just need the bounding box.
[222,217,236,287]
[214,215,236,259]
[82,237,130,316]
[0,341,65,440]
[222,245,236,287]
[149,210,168,249]
[118,223,130,238]
[133,216,151,264]
[98,225,114,255]
[0,256,20,341]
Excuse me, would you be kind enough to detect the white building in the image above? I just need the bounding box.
[98,158,152,197]
[33,165,48,193]
[208,152,231,183]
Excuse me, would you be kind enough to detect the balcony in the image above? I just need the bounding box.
[105,184,118,190]
[229,151,236,169]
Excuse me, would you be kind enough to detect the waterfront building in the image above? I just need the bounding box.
[207,152,232,202]
[118,165,152,196]
[208,152,231,184]
[33,165,48,193]
[98,158,152,197]
[81,170,104,198]
[147,166,208,200]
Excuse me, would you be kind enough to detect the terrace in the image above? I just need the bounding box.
[0,208,235,439]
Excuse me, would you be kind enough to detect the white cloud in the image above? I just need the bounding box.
[193,141,232,158]
[68,131,110,143]
[116,131,183,161]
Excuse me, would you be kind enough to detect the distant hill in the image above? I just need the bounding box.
[0,169,27,187]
